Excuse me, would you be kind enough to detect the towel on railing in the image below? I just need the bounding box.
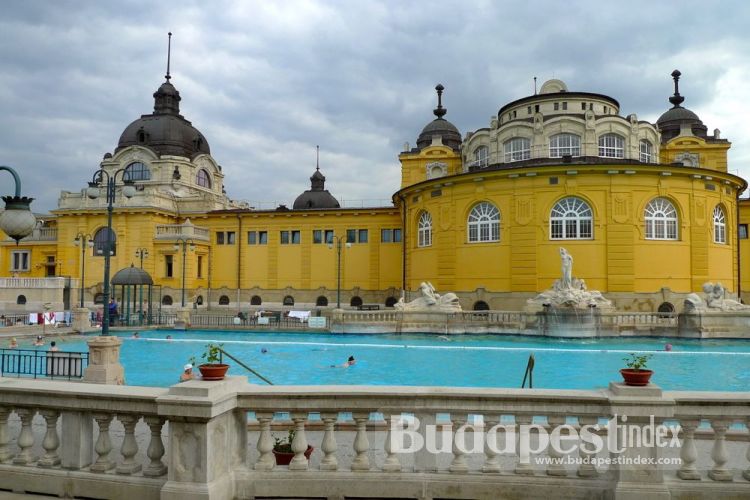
[288,311,310,322]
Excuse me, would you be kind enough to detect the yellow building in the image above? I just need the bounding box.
[1,69,746,313]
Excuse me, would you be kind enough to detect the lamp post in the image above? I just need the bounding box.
[174,238,195,307]
[0,166,36,243]
[135,248,149,269]
[328,235,351,309]
[85,168,137,336]
[73,233,93,307]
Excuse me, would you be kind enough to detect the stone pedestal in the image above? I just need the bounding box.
[82,336,125,385]
[174,307,191,330]
[71,307,92,333]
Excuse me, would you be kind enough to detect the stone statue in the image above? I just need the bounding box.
[560,247,573,290]
[701,282,749,311]
[395,282,462,312]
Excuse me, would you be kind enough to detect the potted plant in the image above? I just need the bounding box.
[196,343,230,380]
[272,429,314,465]
[620,352,654,386]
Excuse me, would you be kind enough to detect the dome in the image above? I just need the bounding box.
[293,165,340,210]
[656,70,707,142]
[416,84,462,151]
[111,264,153,286]
[115,79,211,158]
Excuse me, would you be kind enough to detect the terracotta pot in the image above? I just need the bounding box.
[198,363,230,380]
[620,368,654,387]
[273,445,314,465]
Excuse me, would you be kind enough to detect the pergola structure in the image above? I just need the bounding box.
[111,264,154,325]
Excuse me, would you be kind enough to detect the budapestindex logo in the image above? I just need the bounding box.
[388,414,681,464]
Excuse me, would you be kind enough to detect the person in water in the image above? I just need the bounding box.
[332,355,356,368]
[180,364,194,382]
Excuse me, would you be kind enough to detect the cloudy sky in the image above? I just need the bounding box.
[2,0,750,213]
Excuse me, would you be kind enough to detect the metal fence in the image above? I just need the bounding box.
[189,313,322,330]
[0,349,88,380]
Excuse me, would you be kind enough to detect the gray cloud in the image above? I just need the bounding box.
[2,0,750,212]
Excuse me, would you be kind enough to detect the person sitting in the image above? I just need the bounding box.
[49,341,59,352]
[180,364,194,382]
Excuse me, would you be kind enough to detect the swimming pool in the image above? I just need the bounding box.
[30,331,750,391]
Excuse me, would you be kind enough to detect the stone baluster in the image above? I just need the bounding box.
[576,416,598,478]
[38,410,61,468]
[0,408,13,463]
[254,412,275,471]
[289,415,309,471]
[677,419,701,480]
[90,413,115,472]
[708,419,732,481]
[482,416,501,473]
[12,408,36,465]
[382,414,403,473]
[514,414,534,475]
[116,414,142,474]
[351,412,371,471]
[546,415,567,477]
[320,412,339,471]
[744,417,750,481]
[449,414,469,473]
[143,416,168,477]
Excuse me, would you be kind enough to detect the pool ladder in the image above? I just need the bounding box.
[521,354,534,388]
[218,347,274,385]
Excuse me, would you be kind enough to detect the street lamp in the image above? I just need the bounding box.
[135,248,149,269]
[86,168,137,335]
[174,238,195,307]
[0,166,36,243]
[328,235,351,309]
[73,233,93,308]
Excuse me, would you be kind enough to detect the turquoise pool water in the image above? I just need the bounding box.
[29,331,750,391]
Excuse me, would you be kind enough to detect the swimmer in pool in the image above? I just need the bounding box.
[331,355,356,368]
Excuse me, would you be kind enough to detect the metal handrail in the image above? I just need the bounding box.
[0,348,88,380]
[521,353,535,388]
[218,347,273,385]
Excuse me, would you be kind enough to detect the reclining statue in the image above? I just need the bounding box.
[395,282,462,312]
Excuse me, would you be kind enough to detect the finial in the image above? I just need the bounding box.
[165,32,172,81]
[316,145,320,171]
[668,69,684,108]
[534,76,537,95]
[433,83,447,119]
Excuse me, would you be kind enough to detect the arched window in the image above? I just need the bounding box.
[639,140,654,163]
[123,162,151,181]
[197,169,211,188]
[16,295,26,305]
[598,134,625,158]
[218,295,230,305]
[251,295,262,305]
[713,205,726,244]
[162,295,173,306]
[196,295,204,305]
[350,296,363,307]
[385,296,398,307]
[316,296,328,307]
[657,302,675,317]
[550,197,593,240]
[283,295,295,306]
[93,227,116,256]
[473,145,489,167]
[473,300,489,311]
[549,134,580,157]
[468,202,500,243]
[645,198,678,240]
[418,212,432,247]
[503,138,531,162]
[94,293,104,304]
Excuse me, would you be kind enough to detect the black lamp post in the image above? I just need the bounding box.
[174,237,195,307]
[0,166,36,244]
[86,168,137,335]
[73,233,93,308]
[135,248,149,269]
[328,235,351,309]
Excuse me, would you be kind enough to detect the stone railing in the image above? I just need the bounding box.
[0,277,68,289]
[154,222,210,242]
[1,377,748,499]
[3,227,58,243]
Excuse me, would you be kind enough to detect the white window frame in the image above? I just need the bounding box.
[713,205,726,244]
[549,134,581,158]
[550,197,593,240]
[418,212,432,247]
[11,250,30,272]
[599,134,625,158]
[473,146,489,168]
[123,161,151,181]
[503,138,531,162]
[639,140,654,163]
[196,169,212,188]
[467,202,500,243]
[645,198,678,240]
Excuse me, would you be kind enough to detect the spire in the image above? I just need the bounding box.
[433,83,447,119]
[310,145,325,190]
[316,145,320,171]
[668,69,685,108]
[165,32,172,82]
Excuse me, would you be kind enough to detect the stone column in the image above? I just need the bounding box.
[82,335,125,385]
[158,376,248,500]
